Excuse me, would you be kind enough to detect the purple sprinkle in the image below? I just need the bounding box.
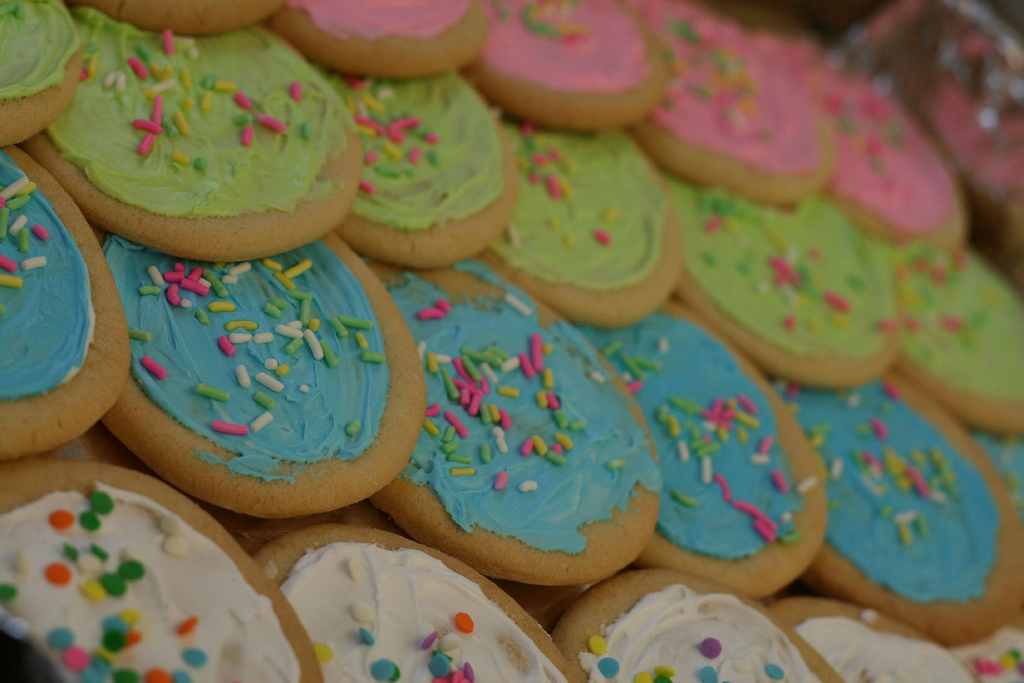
[700,637,722,659]
[421,631,438,650]
[464,662,475,682]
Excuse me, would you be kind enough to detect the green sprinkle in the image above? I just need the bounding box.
[5,194,28,211]
[0,584,17,601]
[264,303,282,318]
[202,269,228,297]
[545,451,566,466]
[103,630,126,652]
[90,491,114,515]
[441,442,458,455]
[634,355,662,372]
[232,113,252,125]
[0,5,19,18]
[440,367,458,400]
[329,316,349,338]
[446,453,472,465]
[0,207,8,240]
[289,289,313,301]
[0,302,4,315]
[373,165,402,178]
[336,314,374,330]
[299,299,311,326]
[18,225,29,252]
[779,529,803,545]
[600,340,622,357]
[90,544,108,561]
[253,392,275,409]
[194,308,210,326]
[361,350,385,363]
[480,404,493,425]
[605,459,625,471]
[620,353,644,380]
[671,490,699,508]
[569,419,586,431]
[321,342,339,368]
[200,74,217,89]
[192,157,207,171]
[487,346,510,361]
[914,514,929,538]
[63,543,78,561]
[285,337,303,355]
[267,296,286,309]
[346,420,362,436]
[138,285,161,296]
[128,329,151,343]
[701,251,717,267]
[553,409,568,429]
[299,121,312,140]
[441,426,456,444]
[101,573,126,596]
[427,150,440,166]
[135,42,152,61]
[79,511,100,532]
[195,383,229,402]
[461,354,482,381]
[669,396,702,415]
[480,444,491,464]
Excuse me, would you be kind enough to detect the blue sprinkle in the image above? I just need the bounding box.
[700,665,719,683]
[429,652,451,677]
[89,656,112,674]
[81,666,106,683]
[46,627,73,649]
[370,659,397,680]
[597,658,620,678]
[766,664,785,680]
[172,672,192,683]
[359,627,375,645]
[101,616,128,633]
[182,648,208,668]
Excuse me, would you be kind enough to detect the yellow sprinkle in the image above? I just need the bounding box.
[734,411,760,429]
[542,368,554,390]
[898,521,912,545]
[261,258,283,272]
[93,648,117,664]
[308,318,320,332]
[170,149,190,165]
[653,666,675,678]
[276,364,290,376]
[81,580,106,602]
[548,218,559,230]
[383,142,403,159]
[450,467,476,477]
[603,207,620,222]
[497,386,519,398]
[588,635,607,655]
[831,313,849,329]
[807,318,823,333]
[356,125,377,138]
[563,233,575,247]
[344,94,357,112]
[143,88,157,100]
[0,274,24,289]
[173,110,191,136]
[667,415,681,438]
[724,217,739,233]
[214,262,227,269]
[181,96,195,111]
[555,433,574,450]
[207,301,236,313]
[531,435,547,456]
[766,227,788,251]
[516,155,530,171]
[12,181,36,197]
[313,643,333,662]
[543,343,553,354]
[361,91,385,114]
[488,404,500,422]
[86,55,98,78]
[562,158,577,174]
[282,259,312,279]
[120,609,141,626]
[273,272,295,290]
[635,674,654,683]
[717,426,728,443]
[200,90,213,112]
[536,391,549,409]
[737,426,748,443]
[180,67,192,90]
[225,320,258,331]
[355,332,368,349]
[557,177,573,197]
[810,433,825,448]
[423,419,440,436]
[213,80,236,93]
[426,352,439,374]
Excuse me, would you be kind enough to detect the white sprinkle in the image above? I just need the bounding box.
[492,426,508,454]
[438,634,461,653]
[115,72,127,93]
[228,262,251,276]
[187,46,199,59]
[830,458,844,479]
[221,275,237,285]
[265,358,279,370]
[375,86,394,99]
[163,535,188,557]
[797,476,819,494]
[198,277,211,288]
[732,659,753,674]
[518,480,538,493]
[9,215,27,235]
[433,353,452,364]
[480,362,498,384]
[304,328,324,360]
[161,515,184,535]
[20,257,46,271]
[677,440,690,462]
[750,453,770,465]
[1,176,30,200]
[235,365,251,388]
[352,602,375,624]
[299,384,309,393]
[253,333,274,344]
[621,371,633,382]
[846,392,862,408]
[77,554,102,576]
[14,551,29,578]
[147,265,164,286]
[589,370,606,384]
[102,71,118,89]
[506,222,521,247]
[500,357,520,373]
[893,510,919,525]
[275,323,302,339]
[287,320,303,329]
[150,77,176,94]
[930,490,948,504]
[417,340,426,360]
[180,298,192,309]
[757,281,771,294]
[658,336,670,354]
[503,292,532,316]
[347,558,365,582]
[228,333,252,344]
[250,412,274,433]
[780,511,793,525]
[701,455,713,484]
[861,609,879,624]
[255,372,284,392]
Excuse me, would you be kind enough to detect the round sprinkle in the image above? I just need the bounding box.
[63,646,90,672]
[429,652,451,677]
[113,670,140,683]
[313,643,333,662]
[81,579,106,601]
[45,563,72,586]
[588,634,607,655]
[101,573,127,596]
[359,627,375,645]
[182,648,207,668]
[370,659,397,680]
[103,629,127,652]
[144,669,172,683]
[700,665,718,683]
[81,666,106,683]
[79,510,101,532]
[635,674,654,683]
[171,672,192,683]
[455,612,474,633]
[699,637,722,659]
[121,610,141,626]
[49,510,75,530]
[655,677,673,683]
[103,617,129,633]
[119,560,146,581]
[597,658,619,678]
[766,664,786,680]
[0,584,16,601]
[654,666,675,677]
[47,627,74,649]
[91,491,115,515]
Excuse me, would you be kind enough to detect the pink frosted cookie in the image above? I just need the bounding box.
[630,0,832,204]
[464,0,667,131]
[269,0,487,78]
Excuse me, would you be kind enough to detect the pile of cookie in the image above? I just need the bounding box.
[2,0,1024,682]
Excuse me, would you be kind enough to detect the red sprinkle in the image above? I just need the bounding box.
[627,380,644,394]
[179,278,209,296]
[530,333,544,372]
[358,180,376,194]
[518,353,536,379]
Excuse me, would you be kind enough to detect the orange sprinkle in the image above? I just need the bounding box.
[49,510,74,530]
[454,612,474,634]
[144,669,172,683]
[44,563,71,586]
[127,631,142,647]
[177,616,198,636]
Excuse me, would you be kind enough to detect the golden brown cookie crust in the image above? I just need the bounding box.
[829,181,969,250]
[0,45,81,147]
[64,0,287,34]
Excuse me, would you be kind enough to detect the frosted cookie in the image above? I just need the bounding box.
[581,304,826,597]
[270,0,486,78]
[1,147,129,461]
[332,73,519,268]
[100,233,425,518]
[0,459,320,682]
[552,569,844,683]
[973,432,1024,524]
[893,244,1024,433]
[256,524,574,682]
[370,260,662,585]
[955,614,1024,682]
[0,1,82,146]
[23,7,362,262]
[787,377,1024,644]
[64,0,286,34]
[771,596,980,683]
[671,178,899,388]
[484,122,683,327]
[630,0,831,205]
[464,0,667,131]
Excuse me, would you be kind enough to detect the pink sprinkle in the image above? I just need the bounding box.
[498,408,511,431]
[127,56,148,79]
[520,439,534,456]
[771,469,790,493]
[392,116,421,131]
[217,335,236,357]
[151,95,163,124]
[0,255,16,272]
[435,299,451,314]
[425,404,441,418]
[80,67,87,81]
[459,387,470,406]
[452,672,465,683]
[256,114,286,133]
[163,271,184,283]
[408,147,422,165]
[468,393,482,416]
[757,435,774,455]
[165,284,180,306]
[823,291,851,313]
[520,122,534,136]
[434,678,448,683]
[783,314,796,330]
[528,171,539,184]
[530,333,544,372]
[344,74,365,89]
[547,392,559,409]
[424,132,439,144]
[179,278,209,296]
[421,631,438,650]
[752,516,778,543]
[174,263,185,272]
[234,92,252,110]
[137,134,156,156]
[354,115,385,135]
[786,383,799,399]
[453,357,473,385]
[62,646,90,672]
[479,374,490,395]
[545,175,561,200]
[973,659,1003,675]
[878,318,896,332]
[551,444,563,453]
[0,197,5,208]
[386,127,405,144]
[241,125,254,147]
[359,180,376,194]
[518,353,536,379]
[906,466,931,498]
[31,224,48,240]
[289,80,302,102]
[532,153,548,166]
[416,307,444,321]
[870,417,889,441]
[186,266,202,281]
[704,215,723,233]
[161,28,175,54]
[140,356,168,380]
[212,420,248,435]
[882,382,902,401]
[444,410,468,439]
[627,380,644,394]
[713,473,732,502]
[364,150,379,165]
[736,393,758,415]
[133,119,163,134]
[493,471,508,490]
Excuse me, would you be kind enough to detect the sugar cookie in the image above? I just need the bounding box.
[64,0,287,34]
[954,613,1024,683]
[972,431,1024,524]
